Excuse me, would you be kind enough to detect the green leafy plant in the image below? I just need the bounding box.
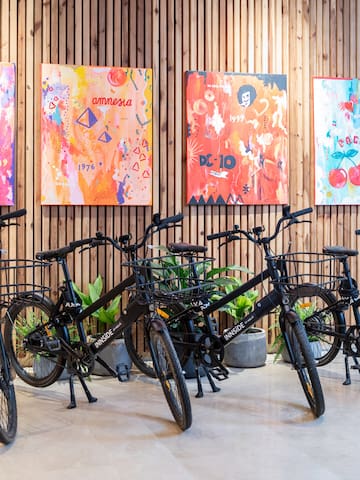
[72,275,121,328]
[209,273,259,324]
[270,300,319,362]
[150,248,258,329]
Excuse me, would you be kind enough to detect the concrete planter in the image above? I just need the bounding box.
[281,340,322,363]
[33,356,70,380]
[92,338,132,377]
[224,327,267,368]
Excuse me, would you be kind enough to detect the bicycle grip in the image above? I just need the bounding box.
[207,231,228,240]
[69,237,97,249]
[288,207,313,218]
[158,213,184,227]
[0,208,27,222]
[355,229,360,235]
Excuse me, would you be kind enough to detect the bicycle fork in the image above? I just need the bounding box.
[279,308,304,368]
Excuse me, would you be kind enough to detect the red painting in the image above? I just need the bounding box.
[186,71,288,205]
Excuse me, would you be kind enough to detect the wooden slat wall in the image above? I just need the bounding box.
[1,0,360,344]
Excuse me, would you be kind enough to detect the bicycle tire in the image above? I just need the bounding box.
[4,294,67,388]
[0,335,17,444]
[124,303,193,378]
[148,325,192,431]
[287,284,345,366]
[284,315,325,417]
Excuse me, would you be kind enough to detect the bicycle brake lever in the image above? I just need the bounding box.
[219,235,240,248]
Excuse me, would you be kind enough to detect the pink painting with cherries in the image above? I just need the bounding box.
[313,77,360,205]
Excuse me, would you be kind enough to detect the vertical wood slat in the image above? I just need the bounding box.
[1,0,360,341]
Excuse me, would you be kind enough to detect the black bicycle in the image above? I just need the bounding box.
[0,208,42,444]
[283,235,360,386]
[126,207,330,417]
[4,213,192,431]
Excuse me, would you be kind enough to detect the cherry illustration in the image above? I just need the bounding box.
[328,168,347,188]
[349,165,360,186]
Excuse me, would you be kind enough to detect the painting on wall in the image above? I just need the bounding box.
[186,71,288,205]
[41,64,152,205]
[313,77,360,205]
[0,62,16,206]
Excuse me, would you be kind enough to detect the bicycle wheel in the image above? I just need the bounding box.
[0,335,17,444]
[124,303,193,378]
[148,324,192,431]
[4,294,67,388]
[288,284,345,366]
[284,315,325,417]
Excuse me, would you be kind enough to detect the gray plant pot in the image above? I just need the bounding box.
[33,356,70,380]
[92,338,132,377]
[224,327,267,368]
[281,340,322,363]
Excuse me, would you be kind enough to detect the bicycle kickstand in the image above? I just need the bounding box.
[344,355,360,386]
[204,366,221,393]
[194,362,220,398]
[195,366,204,398]
[343,355,352,386]
[67,374,98,409]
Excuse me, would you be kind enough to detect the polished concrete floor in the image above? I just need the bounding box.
[1,354,359,479]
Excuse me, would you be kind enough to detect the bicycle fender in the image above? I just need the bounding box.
[151,315,166,332]
[285,309,299,324]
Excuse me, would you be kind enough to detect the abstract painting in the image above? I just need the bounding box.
[186,71,288,205]
[0,62,16,206]
[41,64,152,205]
[313,77,360,205]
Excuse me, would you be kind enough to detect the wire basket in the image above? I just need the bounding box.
[0,259,51,306]
[124,254,215,305]
[270,252,344,292]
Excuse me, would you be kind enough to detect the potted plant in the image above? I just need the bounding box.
[270,300,322,363]
[73,275,132,377]
[14,311,71,380]
[155,252,258,374]
[210,274,266,368]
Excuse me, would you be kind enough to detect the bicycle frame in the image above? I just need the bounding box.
[51,261,150,357]
[162,262,289,350]
[203,269,281,346]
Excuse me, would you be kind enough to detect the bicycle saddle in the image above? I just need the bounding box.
[323,245,359,257]
[167,242,207,254]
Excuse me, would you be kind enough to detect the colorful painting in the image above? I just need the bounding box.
[186,71,288,205]
[41,64,152,205]
[314,77,360,205]
[0,63,16,206]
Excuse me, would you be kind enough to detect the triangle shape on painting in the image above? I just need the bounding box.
[215,195,226,205]
[188,196,198,205]
[98,131,112,143]
[76,108,98,128]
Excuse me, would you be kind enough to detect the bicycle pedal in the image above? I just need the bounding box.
[116,363,130,382]
[209,365,229,381]
[350,364,360,371]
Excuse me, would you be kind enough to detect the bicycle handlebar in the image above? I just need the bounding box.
[0,208,27,226]
[36,213,184,261]
[207,206,313,245]
[125,212,184,252]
